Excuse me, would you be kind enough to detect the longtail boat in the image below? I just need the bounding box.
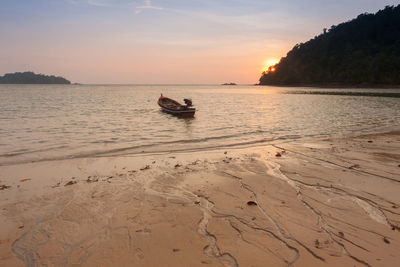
[158,94,196,117]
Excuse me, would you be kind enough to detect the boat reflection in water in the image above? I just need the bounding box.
[157,94,196,117]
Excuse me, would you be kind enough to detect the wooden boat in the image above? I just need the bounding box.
[158,94,196,117]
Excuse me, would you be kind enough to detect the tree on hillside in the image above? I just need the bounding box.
[259,5,400,86]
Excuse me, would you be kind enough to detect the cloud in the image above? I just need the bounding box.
[64,0,110,7]
[87,0,109,6]
[134,0,163,14]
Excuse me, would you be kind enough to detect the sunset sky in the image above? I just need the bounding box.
[1,0,398,84]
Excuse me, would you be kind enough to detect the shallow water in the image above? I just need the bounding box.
[1,84,399,165]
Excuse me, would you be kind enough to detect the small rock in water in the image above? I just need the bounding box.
[247,201,257,206]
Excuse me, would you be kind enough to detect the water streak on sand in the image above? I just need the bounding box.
[354,199,388,226]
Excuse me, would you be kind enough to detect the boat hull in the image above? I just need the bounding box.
[158,96,196,117]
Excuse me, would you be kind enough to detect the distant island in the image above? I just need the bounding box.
[259,5,400,87]
[222,82,237,85]
[0,72,71,84]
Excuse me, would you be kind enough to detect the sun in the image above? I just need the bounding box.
[262,58,280,72]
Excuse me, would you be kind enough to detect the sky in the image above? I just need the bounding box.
[0,0,398,84]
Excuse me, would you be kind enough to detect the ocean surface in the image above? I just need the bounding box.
[1,84,399,165]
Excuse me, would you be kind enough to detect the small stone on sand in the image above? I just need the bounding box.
[247,201,257,206]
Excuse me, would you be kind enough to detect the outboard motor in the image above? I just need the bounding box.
[184,98,193,107]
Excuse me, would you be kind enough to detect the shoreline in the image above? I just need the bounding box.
[257,83,400,89]
[2,125,399,168]
[1,131,399,266]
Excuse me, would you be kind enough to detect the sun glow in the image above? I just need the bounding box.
[263,58,280,72]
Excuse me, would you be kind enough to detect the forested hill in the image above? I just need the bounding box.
[0,72,71,84]
[259,5,400,86]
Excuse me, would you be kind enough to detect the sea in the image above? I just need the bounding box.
[0,84,399,166]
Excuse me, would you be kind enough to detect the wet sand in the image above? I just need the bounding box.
[0,132,399,266]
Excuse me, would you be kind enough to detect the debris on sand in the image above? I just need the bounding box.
[383,237,390,244]
[247,201,257,206]
[174,164,182,168]
[0,185,11,190]
[275,152,282,157]
[64,181,77,186]
[348,164,360,169]
[140,165,150,171]
[86,177,99,183]
[20,178,31,182]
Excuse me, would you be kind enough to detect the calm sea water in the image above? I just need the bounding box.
[1,84,399,165]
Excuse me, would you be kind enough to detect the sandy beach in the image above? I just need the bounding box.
[0,131,399,266]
